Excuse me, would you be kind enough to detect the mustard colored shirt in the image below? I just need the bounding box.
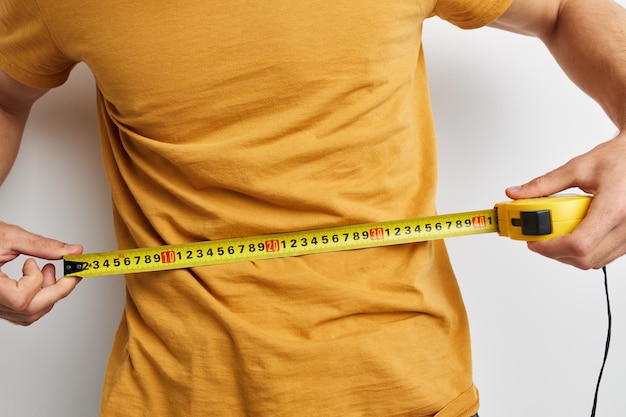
[0,1,512,416]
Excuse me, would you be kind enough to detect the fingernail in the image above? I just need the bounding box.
[64,244,82,252]
[507,185,522,193]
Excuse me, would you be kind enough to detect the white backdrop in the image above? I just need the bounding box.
[1,7,625,417]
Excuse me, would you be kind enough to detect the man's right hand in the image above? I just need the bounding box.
[0,222,83,326]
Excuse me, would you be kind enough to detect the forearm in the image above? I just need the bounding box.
[0,109,27,184]
[542,0,626,129]
[0,69,48,184]
[492,0,626,129]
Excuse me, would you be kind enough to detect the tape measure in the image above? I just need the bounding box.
[63,195,592,278]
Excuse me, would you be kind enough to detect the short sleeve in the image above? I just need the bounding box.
[0,0,77,88]
[432,0,514,29]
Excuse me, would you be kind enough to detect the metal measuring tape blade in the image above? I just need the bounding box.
[63,195,592,278]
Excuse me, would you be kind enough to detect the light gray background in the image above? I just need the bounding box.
[1,8,625,416]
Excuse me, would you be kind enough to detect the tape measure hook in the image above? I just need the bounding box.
[64,260,89,275]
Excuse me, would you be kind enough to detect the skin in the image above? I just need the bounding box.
[493,0,626,269]
[0,70,83,326]
[0,0,625,325]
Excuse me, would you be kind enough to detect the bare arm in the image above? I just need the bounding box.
[0,69,83,325]
[491,0,626,128]
[490,0,626,269]
[0,69,49,183]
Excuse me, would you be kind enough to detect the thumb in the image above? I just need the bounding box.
[0,222,83,261]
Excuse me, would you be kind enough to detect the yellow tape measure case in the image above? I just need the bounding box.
[495,195,591,241]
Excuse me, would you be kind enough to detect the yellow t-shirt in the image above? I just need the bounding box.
[0,1,512,416]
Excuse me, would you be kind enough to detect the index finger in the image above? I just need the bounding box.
[0,222,82,262]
